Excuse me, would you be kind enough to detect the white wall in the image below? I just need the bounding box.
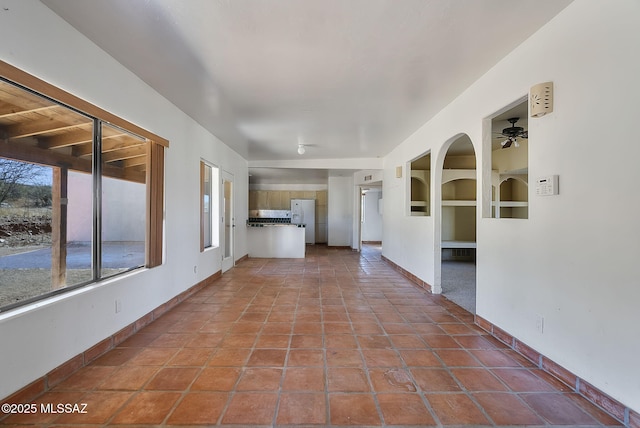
[0,0,248,399]
[382,0,640,412]
[327,176,353,246]
[383,162,436,286]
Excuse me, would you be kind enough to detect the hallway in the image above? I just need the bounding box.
[1,245,621,426]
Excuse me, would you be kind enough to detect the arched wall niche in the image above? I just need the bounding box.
[432,133,477,294]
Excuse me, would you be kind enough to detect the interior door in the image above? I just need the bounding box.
[221,171,234,272]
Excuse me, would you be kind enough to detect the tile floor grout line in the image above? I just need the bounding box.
[269,284,295,427]
[159,300,235,426]
[386,296,444,427]
[100,327,191,426]
[3,245,623,427]
[431,336,500,427]
[215,276,265,426]
[320,282,332,426]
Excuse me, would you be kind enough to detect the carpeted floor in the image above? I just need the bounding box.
[441,261,476,314]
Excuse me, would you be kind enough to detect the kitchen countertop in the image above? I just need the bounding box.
[246,223,305,227]
[247,222,306,258]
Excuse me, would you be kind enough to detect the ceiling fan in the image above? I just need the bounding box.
[496,117,528,148]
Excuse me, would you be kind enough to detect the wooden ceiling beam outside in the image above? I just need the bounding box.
[40,129,132,150]
[0,139,145,183]
[1,60,165,184]
[102,145,147,163]
[0,85,53,113]
[39,128,93,149]
[70,136,144,158]
[71,142,91,158]
[0,102,58,119]
[101,137,145,153]
[122,155,147,168]
[5,118,91,140]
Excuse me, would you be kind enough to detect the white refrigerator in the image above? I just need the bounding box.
[291,199,315,244]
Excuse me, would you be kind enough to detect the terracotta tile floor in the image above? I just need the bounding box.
[1,245,623,427]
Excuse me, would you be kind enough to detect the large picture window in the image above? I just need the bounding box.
[0,61,167,311]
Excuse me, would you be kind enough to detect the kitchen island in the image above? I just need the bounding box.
[246,223,306,258]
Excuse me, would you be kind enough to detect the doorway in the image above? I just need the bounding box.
[357,184,383,252]
[439,135,477,313]
[221,171,234,273]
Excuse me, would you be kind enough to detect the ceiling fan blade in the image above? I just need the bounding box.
[521,131,528,138]
[501,139,512,148]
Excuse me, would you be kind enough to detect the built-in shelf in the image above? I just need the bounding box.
[410,198,429,215]
[442,200,476,207]
[410,168,430,216]
[492,201,528,207]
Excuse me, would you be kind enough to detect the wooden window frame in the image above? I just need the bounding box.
[0,60,167,289]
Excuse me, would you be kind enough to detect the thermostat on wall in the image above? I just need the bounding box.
[535,175,559,196]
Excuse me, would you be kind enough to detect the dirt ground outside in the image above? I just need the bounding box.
[1,208,52,306]
[0,208,128,308]
[0,207,52,252]
[1,264,125,309]
[0,268,91,307]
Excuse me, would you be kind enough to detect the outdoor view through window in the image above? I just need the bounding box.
[0,75,152,310]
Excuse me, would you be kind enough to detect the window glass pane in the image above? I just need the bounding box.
[201,162,219,250]
[211,166,219,247]
[0,78,94,307]
[100,122,146,278]
[223,178,232,258]
[203,163,212,248]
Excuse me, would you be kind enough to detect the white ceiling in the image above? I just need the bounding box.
[42,0,571,183]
